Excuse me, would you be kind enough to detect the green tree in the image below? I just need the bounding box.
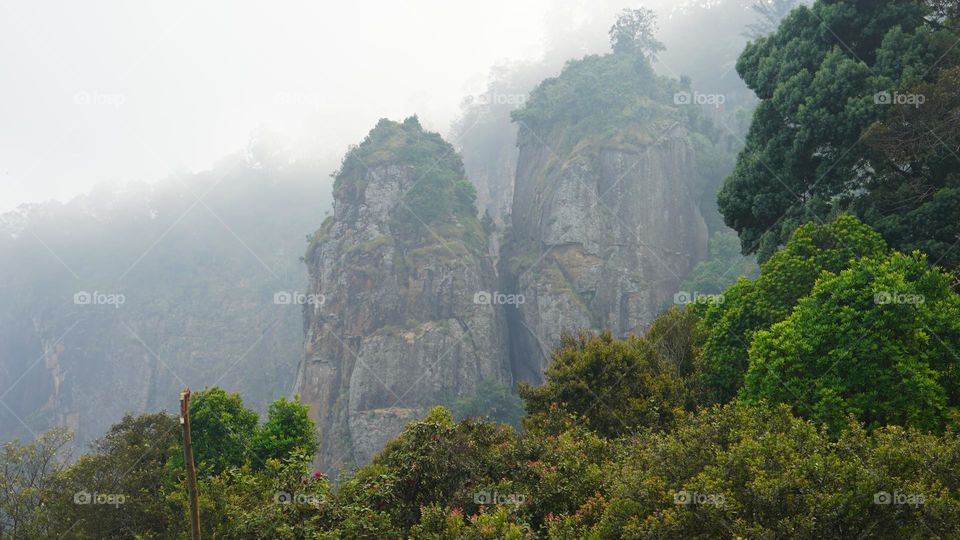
[514,409,612,533]
[0,428,72,539]
[252,396,318,468]
[698,214,888,402]
[860,66,960,269]
[608,7,665,58]
[187,450,337,540]
[51,413,179,539]
[742,250,960,432]
[186,387,259,475]
[719,0,960,264]
[519,331,689,438]
[411,504,532,539]
[339,406,520,533]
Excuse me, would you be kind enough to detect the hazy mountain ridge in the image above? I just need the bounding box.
[0,147,335,450]
[1,0,773,468]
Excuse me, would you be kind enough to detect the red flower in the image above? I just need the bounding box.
[314,471,324,478]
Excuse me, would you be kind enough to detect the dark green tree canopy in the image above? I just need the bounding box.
[719,0,960,263]
[52,413,178,537]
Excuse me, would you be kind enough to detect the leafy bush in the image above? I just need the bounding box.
[743,250,960,432]
[519,329,693,438]
[697,214,888,401]
[558,403,960,538]
[253,396,319,468]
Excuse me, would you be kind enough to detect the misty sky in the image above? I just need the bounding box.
[0,0,694,213]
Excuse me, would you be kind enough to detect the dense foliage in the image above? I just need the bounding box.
[510,19,688,149]
[9,212,957,537]
[333,117,478,232]
[518,325,697,438]
[185,388,260,475]
[554,403,960,538]
[719,0,960,265]
[697,214,889,402]
[3,3,959,538]
[743,250,960,432]
[165,388,317,477]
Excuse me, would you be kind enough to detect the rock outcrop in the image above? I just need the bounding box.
[502,52,710,383]
[297,117,510,474]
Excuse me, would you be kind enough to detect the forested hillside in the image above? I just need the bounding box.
[2,0,958,538]
[6,213,960,537]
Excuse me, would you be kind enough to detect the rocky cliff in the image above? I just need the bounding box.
[503,51,710,382]
[297,117,510,474]
[300,56,718,470]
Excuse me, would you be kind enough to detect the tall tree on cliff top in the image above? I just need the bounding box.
[609,7,665,58]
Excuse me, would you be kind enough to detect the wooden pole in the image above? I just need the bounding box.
[180,388,201,540]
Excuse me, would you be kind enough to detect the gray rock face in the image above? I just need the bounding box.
[470,147,517,230]
[468,153,516,266]
[298,112,710,470]
[505,125,709,381]
[298,155,510,474]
